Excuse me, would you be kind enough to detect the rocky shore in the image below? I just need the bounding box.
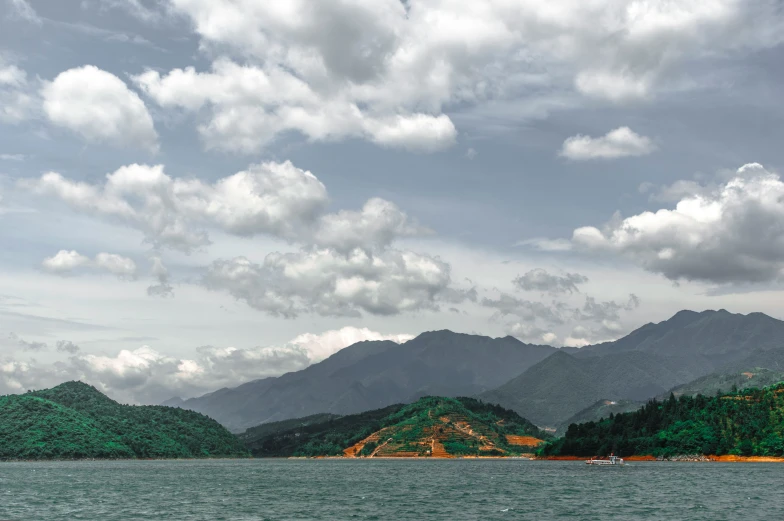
[656,454,711,462]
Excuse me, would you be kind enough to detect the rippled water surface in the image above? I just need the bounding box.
[1,459,782,520]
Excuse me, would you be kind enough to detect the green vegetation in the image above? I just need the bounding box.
[242,396,550,457]
[555,399,643,436]
[542,384,784,458]
[237,413,341,443]
[0,381,249,460]
[241,404,403,457]
[667,369,784,399]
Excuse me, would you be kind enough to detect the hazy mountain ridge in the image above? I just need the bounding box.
[172,309,784,432]
[176,332,556,431]
[482,310,784,428]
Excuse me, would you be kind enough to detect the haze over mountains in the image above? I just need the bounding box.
[169,310,784,432]
[168,333,555,431]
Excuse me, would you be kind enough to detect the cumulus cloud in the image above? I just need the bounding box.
[125,0,783,154]
[41,250,137,279]
[204,248,463,318]
[41,250,91,273]
[0,327,412,402]
[573,163,784,284]
[134,59,456,153]
[41,65,158,152]
[286,327,414,363]
[94,253,138,278]
[24,161,330,252]
[514,268,588,294]
[313,198,427,253]
[560,127,656,160]
[25,158,462,317]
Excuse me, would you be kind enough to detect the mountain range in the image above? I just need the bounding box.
[170,309,784,432]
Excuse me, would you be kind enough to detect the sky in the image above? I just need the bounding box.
[2,0,784,403]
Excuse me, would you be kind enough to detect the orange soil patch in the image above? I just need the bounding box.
[430,440,451,458]
[742,372,755,379]
[343,431,383,457]
[540,454,784,462]
[505,435,544,447]
[708,455,784,462]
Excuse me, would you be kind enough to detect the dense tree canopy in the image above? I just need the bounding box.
[542,384,784,457]
[0,381,249,460]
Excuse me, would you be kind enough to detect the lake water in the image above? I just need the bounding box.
[1,459,782,520]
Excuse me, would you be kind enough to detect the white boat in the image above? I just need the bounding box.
[586,454,624,466]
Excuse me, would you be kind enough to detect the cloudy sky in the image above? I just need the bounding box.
[2,0,784,403]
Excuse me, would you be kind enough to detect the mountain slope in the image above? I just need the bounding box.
[580,309,784,363]
[481,349,713,428]
[483,310,784,428]
[176,331,556,431]
[242,396,550,458]
[555,369,784,435]
[0,381,248,460]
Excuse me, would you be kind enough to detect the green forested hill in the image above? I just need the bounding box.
[542,384,784,457]
[0,381,249,460]
[243,396,550,457]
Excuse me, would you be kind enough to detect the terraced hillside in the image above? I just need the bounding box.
[243,397,549,458]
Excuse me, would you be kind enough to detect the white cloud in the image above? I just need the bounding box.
[288,327,414,363]
[42,250,137,279]
[0,327,412,402]
[24,161,330,252]
[126,0,784,154]
[94,253,137,278]
[0,153,25,161]
[24,159,461,316]
[134,60,457,153]
[42,250,91,273]
[204,248,465,318]
[41,65,159,152]
[573,163,784,284]
[560,127,656,160]
[313,198,426,254]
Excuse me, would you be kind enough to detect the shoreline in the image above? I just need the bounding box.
[6,455,784,463]
[537,455,784,463]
